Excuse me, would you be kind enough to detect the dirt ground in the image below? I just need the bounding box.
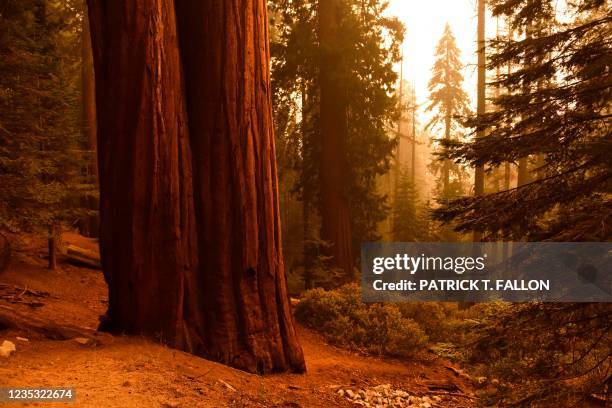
[0,233,475,407]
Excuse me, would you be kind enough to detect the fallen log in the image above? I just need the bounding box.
[0,304,99,342]
[65,244,101,270]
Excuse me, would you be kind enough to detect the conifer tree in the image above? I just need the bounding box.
[318,0,353,279]
[426,23,470,201]
[435,2,611,402]
[473,0,486,243]
[392,167,428,242]
[436,0,611,241]
[0,0,94,247]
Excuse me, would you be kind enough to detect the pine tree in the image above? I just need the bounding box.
[392,167,428,242]
[426,23,470,201]
[434,1,611,403]
[435,0,611,241]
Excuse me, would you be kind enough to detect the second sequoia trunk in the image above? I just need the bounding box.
[87,0,199,347]
[175,0,305,374]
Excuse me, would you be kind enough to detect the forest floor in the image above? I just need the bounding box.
[0,233,476,408]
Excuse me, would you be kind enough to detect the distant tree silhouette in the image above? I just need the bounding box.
[426,23,471,201]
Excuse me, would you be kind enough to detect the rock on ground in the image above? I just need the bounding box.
[0,340,16,357]
[337,383,447,407]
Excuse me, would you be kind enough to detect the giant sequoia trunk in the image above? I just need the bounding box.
[88,0,304,374]
[174,0,305,374]
[87,0,199,347]
[318,0,354,279]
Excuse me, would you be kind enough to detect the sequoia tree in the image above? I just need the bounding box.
[87,0,305,373]
[317,0,354,279]
[87,0,200,350]
[174,0,305,373]
[269,0,403,280]
[79,9,99,238]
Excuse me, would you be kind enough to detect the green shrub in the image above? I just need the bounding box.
[295,284,428,357]
[294,285,361,329]
[397,302,455,342]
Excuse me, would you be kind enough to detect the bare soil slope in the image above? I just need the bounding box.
[0,233,474,407]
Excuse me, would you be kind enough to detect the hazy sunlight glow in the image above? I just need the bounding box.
[386,0,497,122]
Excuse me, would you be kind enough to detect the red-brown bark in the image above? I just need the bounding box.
[175,0,305,374]
[318,0,354,279]
[81,12,97,178]
[80,11,99,238]
[87,0,201,350]
[88,0,304,374]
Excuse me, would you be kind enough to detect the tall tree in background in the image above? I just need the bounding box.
[270,0,403,281]
[81,10,96,177]
[473,0,486,242]
[502,20,513,192]
[79,7,99,238]
[392,166,428,242]
[516,17,532,189]
[318,0,353,279]
[392,79,428,243]
[88,0,305,374]
[426,23,470,200]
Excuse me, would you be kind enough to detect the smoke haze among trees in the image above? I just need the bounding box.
[0,0,609,406]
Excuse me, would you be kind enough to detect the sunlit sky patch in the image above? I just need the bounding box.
[385,0,496,123]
